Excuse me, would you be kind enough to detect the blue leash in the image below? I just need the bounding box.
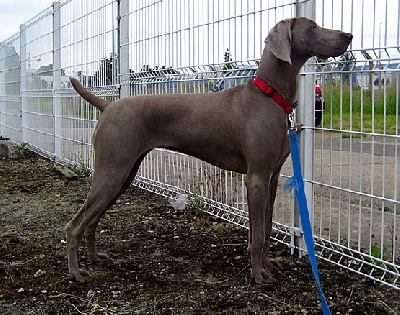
[284,127,331,315]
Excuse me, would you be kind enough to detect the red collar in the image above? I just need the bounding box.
[254,76,297,114]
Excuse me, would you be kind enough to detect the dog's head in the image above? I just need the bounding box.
[266,17,353,65]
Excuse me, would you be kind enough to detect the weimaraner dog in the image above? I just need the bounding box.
[67,17,352,284]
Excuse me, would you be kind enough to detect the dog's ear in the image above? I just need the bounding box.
[266,19,292,65]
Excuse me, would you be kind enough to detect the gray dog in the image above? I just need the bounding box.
[67,17,352,284]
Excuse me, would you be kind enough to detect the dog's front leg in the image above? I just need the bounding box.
[262,169,283,272]
[246,173,274,284]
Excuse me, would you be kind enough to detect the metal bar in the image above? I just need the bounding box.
[53,2,62,161]
[295,0,316,257]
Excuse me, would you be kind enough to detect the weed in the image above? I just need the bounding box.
[71,159,91,177]
[20,142,28,151]
[383,206,392,213]
[189,187,202,216]
[371,244,389,260]
[15,142,33,158]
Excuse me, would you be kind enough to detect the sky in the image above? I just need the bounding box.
[0,0,55,41]
[1,0,397,47]
[0,0,398,73]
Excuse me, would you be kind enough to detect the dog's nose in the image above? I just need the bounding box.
[344,33,353,43]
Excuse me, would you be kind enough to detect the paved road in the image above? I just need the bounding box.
[314,134,399,157]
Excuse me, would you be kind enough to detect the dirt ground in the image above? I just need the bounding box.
[1,152,399,315]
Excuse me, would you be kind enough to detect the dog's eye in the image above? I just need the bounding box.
[309,25,317,32]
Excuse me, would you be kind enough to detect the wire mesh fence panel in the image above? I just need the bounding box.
[304,0,400,288]
[0,0,399,289]
[54,0,120,168]
[19,7,55,156]
[120,0,297,241]
[0,34,22,143]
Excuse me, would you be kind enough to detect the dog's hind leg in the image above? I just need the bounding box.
[84,154,148,265]
[65,152,147,283]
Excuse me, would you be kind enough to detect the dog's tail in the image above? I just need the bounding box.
[69,77,110,112]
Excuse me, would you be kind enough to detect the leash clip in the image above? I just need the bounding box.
[288,110,296,131]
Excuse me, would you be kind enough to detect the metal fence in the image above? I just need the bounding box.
[0,0,399,290]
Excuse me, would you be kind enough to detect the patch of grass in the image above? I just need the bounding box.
[323,84,399,135]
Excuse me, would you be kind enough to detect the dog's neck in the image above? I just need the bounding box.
[256,46,309,105]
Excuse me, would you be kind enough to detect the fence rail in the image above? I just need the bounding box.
[0,0,399,290]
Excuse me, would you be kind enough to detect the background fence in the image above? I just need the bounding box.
[0,0,399,290]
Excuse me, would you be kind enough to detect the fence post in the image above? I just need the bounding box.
[118,0,130,99]
[20,24,28,144]
[0,44,5,136]
[291,0,316,256]
[53,1,62,161]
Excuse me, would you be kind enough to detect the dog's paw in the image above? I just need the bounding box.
[89,252,113,265]
[250,268,276,284]
[264,258,283,272]
[68,268,92,283]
